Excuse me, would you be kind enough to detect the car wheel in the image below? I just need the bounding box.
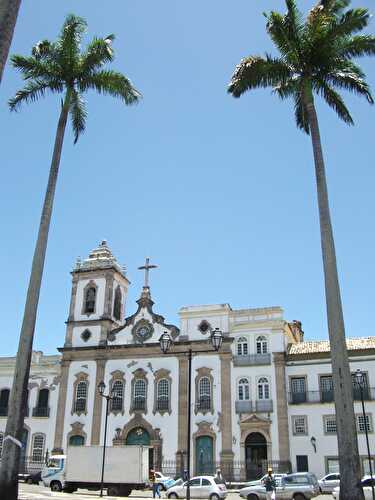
[210,494,220,500]
[50,481,62,492]
[247,495,259,500]
[293,494,306,500]
[168,493,178,499]
[26,477,34,485]
[108,486,121,496]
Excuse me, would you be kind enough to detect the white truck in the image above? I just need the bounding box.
[41,445,150,496]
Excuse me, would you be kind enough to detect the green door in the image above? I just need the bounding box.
[125,427,150,446]
[195,436,213,475]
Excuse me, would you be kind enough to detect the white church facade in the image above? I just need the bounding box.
[0,241,374,480]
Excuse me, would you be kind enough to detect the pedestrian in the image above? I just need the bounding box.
[262,468,276,500]
[215,468,226,486]
[149,469,161,499]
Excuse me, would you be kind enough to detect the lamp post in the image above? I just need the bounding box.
[98,380,114,498]
[355,369,375,500]
[159,328,223,500]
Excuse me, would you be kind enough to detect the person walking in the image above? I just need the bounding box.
[150,469,161,499]
[263,468,276,500]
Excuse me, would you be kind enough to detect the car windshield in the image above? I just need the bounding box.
[47,459,61,468]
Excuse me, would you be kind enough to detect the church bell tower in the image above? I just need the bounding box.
[64,240,129,347]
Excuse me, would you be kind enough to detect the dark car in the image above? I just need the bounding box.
[23,471,41,484]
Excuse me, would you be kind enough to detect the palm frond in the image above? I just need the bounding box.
[273,76,300,100]
[325,67,373,103]
[69,89,87,143]
[315,79,354,124]
[32,40,53,60]
[10,54,61,81]
[265,9,302,65]
[318,0,351,16]
[57,14,87,74]
[9,79,63,111]
[340,35,375,58]
[327,8,370,39]
[80,35,115,74]
[228,55,292,97]
[79,70,141,104]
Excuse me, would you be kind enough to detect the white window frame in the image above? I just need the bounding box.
[31,433,45,462]
[75,381,87,413]
[238,378,250,401]
[292,415,308,435]
[323,415,337,434]
[111,380,124,411]
[237,337,248,356]
[134,379,146,402]
[257,377,270,400]
[356,413,373,433]
[256,335,268,354]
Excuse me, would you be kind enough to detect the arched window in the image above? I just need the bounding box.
[133,379,146,410]
[113,286,122,321]
[75,381,87,413]
[238,378,250,401]
[33,388,50,417]
[157,379,170,411]
[69,435,85,446]
[111,380,124,411]
[257,377,270,400]
[198,377,211,410]
[256,336,268,354]
[0,389,10,416]
[0,433,3,457]
[84,286,96,314]
[31,434,45,462]
[237,337,248,356]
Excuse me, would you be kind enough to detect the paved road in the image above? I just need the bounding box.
[19,484,333,500]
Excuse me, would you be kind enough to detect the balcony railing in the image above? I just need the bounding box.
[156,399,169,411]
[133,398,146,411]
[255,399,273,412]
[0,406,8,417]
[235,400,253,413]
[196,398,211,412]
[233,353,271,367]
[288,388,375,404]
[32,406,50,418]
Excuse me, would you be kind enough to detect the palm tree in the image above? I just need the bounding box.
[0,14,141,500]
[228,1,374,499]
[0,0,22,83]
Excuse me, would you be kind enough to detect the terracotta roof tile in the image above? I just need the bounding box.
[288,337,375,355]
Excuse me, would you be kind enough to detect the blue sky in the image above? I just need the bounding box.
[0,0,374,356]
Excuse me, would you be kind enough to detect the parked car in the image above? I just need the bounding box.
[167,475,228,499]
[318,473,340,493]
[332,476,375,499]
[155,471,176,490]
[21,471,41,485]
[244,474,286,487]
[239,472,320,499]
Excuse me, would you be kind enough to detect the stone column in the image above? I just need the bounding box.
[274,352,290,462]
[219,353,234,477]
[91,358,107,445]
[53,359,70,453]
[176,356,188,475]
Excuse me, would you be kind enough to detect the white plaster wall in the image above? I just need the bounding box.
[287,357,375,478]
[63,361,97,448]
[74,277,106,321]
[72,325,101,348]
[100,356,179,460]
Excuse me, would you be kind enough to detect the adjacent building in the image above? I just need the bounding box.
[0,241,374,480]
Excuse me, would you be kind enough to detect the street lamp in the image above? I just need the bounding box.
[159,328,224,500]
[355,369,375,500]
[97,380,115,498]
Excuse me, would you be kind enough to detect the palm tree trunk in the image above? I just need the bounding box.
[305,97,364,500]
[0,92,71,500]
[0,0,22,84]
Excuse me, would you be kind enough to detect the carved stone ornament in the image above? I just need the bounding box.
[198,320,212,335]
[132,319,154,344]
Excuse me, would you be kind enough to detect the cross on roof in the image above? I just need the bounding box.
[138,257,158,288]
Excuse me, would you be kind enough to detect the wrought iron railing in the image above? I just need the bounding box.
[32,407,50,418]
[0,406,8,417]
[132,398,146,411]
[233,353,271,367]
[195,397,211,412]
[156,399,169,411]
[288,388,375,404]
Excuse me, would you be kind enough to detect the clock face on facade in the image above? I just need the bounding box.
[132,319,154,343]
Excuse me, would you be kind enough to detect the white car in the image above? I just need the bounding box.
[318,473,340,493]
[167,475,227,499]
[332,476,375,499]
[154,471,176,490]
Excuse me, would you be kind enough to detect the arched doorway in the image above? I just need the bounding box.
[195,436,214,475]
[245,432,267,480]
[126,427,153,469]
